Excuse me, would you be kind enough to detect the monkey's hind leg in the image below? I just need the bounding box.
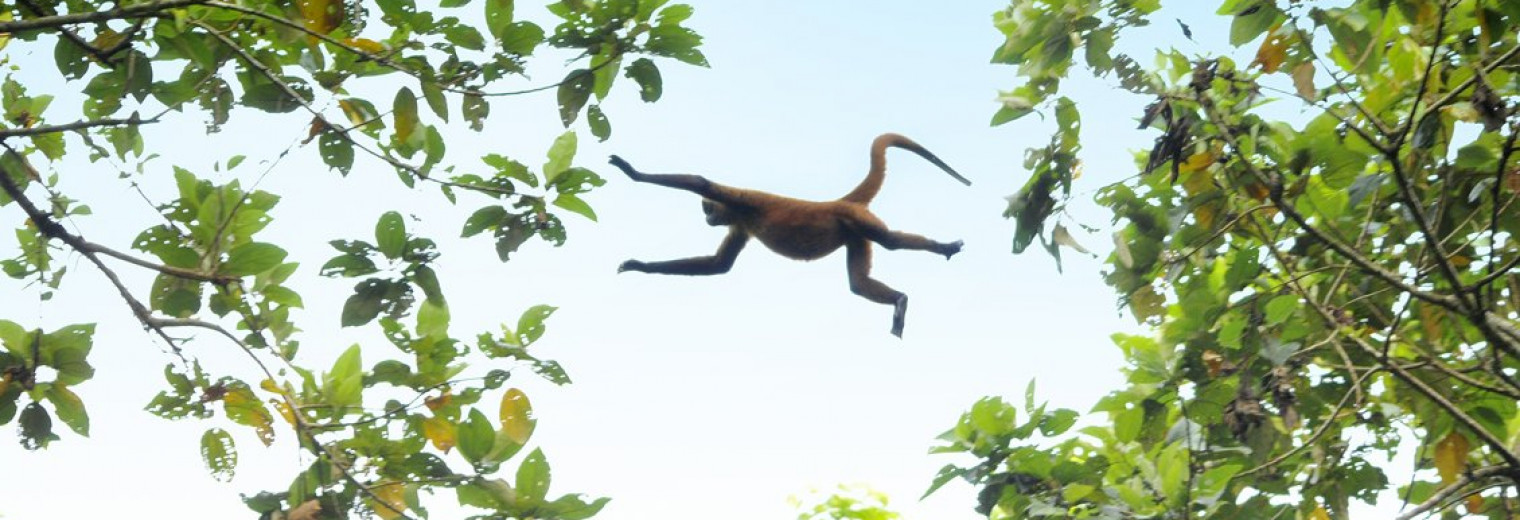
[848,211,963,260]
[846,240,909,337]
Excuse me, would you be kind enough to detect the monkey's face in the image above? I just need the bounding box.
[702,199,735,226]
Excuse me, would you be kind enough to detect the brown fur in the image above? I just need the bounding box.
[611,133,970,337]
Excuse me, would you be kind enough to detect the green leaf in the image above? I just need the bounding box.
[969,397,1012,437]
[498,21,544,55]
[1230,4,1281,46]
[200,428,237,481]
[464,206,508,237]
[922,464,965,499]
[1039,409,1079,436]
[645,24,708,67]
[624,58,663,102]
[326,344,363,408]
[516,448,551,506]
[237,73,308,114]
[320,253,379,277]
[542,131,577,184]
[443,25,487,52]
[1264,295,1298,325]
[555,69,593,127]
[463,93,489,132]
[485,0,514,41]
[18,402,57,450]
[458,409,495,463]
[532,360,571,385]
[417,300,450,339]
[544,494,609,520]
[552,194,597,221]
[657,4,694,25]
[341,279,390,327]
[586,104,610,142]
[54,38,90,80]
[222,242,287,277]
[45,385,88,436]
[375,211,407,260]
[394,87,419,144]
[591,53,621,101]
[516,305,557,345]
[412,265,445,303]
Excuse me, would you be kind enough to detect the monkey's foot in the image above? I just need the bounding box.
[891,295,908,338]
[617,260,646,273]
[938,240,964,260]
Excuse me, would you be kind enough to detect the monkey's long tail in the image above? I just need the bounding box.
[839,133,971,204]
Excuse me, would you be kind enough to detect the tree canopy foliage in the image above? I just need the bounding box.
[0,0,704,517]
[929,0,1520,518]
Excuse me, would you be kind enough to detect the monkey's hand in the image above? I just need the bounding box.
[617,259,647,273]
[608,155,641,180]
[939,240,964,260]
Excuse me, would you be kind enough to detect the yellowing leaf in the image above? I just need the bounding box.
[1179,149,1218,177]
[393,88,419,144]
[1309,505,1331,520]
[1052,224,1092,255]
[422,415,456,452]
[288,500,322,520]
[259,379,283,394]
[1128,284,1165,323]
[1444,101,1481,123]
[1243,182,1270,201]
[424,391,452,412]
[368,481,408,520]
[1202,350,1225,377]
[1418,304,1446,341]
[1292,62,1316,101]
[298,0,343,35]
[1467,495,1484,515]
[499,388,535,445]
[344,38,386,54]
[223,387,275,446]
[339,99,371,127]
[273,399,297,427]
[91,28,127,52]
[1194,203,1218,229]
[1434,431,1470,484]
[1252,26,1290,73]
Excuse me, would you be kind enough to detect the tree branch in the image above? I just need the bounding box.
[1256,228,1520,470]
[0,0,208,33]
[0,116,158,139]
[1395,466,1516,520]
[0,154,186,357]
[15,0,120,67]
[152,317,418,520]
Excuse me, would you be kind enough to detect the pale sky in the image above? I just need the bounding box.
[0,2,1307,519]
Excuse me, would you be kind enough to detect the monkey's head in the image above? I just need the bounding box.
[701,199,736,226]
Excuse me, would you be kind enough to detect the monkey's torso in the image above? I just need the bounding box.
[729,190,871,261]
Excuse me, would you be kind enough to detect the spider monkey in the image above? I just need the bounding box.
[611,133,971,337]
